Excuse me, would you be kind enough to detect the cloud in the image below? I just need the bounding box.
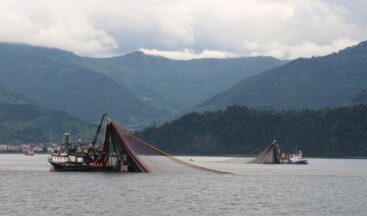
[139,48,241,60]
[188,0,365,59]
[0,0,119,57]
[239,38,359,59]
[0,0,366,59]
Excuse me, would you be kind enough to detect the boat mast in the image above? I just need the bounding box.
[91,113,108,148]
[64,133,71,148]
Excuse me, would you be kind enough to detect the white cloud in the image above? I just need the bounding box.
[0,0,366,59]
[139,48,241,60]
[283,38,359,59]
[0,0,119,57]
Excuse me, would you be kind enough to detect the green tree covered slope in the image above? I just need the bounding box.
[197,41,367,111]
[136,105,367,157]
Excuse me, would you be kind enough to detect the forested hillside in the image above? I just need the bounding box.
[0,87,37,105]
[0,43,284,128]
[197,40,367,111]
[0,43,164,128]
[348,89,367,105]
[81,51,284,117]
[0,104,95,144]
[136,105,367,157]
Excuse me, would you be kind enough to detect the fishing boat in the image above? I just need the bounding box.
[250,140,309,165]
[47,114,226,174]
[287,150,308,164]
[47,114,130,172]
[280,150,308,164]
[24,149,34,156]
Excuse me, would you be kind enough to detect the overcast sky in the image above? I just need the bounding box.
[0,0,366,60]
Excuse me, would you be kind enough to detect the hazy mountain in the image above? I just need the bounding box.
[197,41,367,111]
[79,51,285,118]
[0,85,97,144]
[348,89,367,105]
[0,43,162,128]
[0,87,37,105]
[136,105,367,157]
[0,104,95,144]
[0,43,284,128]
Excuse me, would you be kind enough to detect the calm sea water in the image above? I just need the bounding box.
[1,154,367,216]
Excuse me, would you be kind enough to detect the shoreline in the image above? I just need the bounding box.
[2,152,366,159]
[1,151,367,159]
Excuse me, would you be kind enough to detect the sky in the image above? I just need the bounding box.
[0,0,366,60]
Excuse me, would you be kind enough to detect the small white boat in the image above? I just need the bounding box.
[287,150,308,164]
[280,150,308,164]
[24,149,34,156]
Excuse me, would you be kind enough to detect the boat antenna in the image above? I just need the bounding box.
[91,113,108,148]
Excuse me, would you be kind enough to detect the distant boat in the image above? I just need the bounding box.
[244,140,308,165]
[24,149,34,156]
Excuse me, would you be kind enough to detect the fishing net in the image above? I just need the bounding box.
[104,121,224,173]
[248,142,281,164]
[220,141,281,164]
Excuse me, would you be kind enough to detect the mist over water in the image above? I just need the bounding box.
[1,154,366,216]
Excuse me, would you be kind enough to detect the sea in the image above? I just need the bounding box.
[0,154,366,216]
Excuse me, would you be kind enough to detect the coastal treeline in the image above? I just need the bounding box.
[136,105,367,157]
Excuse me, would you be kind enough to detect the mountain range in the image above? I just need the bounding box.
[197,41,367,111]
[0,44,163,128]
[1,40,367,148]
[79,52,284,118]
[0,43,284,129]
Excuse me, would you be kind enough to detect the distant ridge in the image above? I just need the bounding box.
[0,104,94,144]
[0,85,94,144]
[196,40,367,111]
[348,89,367,105]
[0,87,37,105]
[0,42,284,128]
[79,50,285,119]
[0,43,162,128]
